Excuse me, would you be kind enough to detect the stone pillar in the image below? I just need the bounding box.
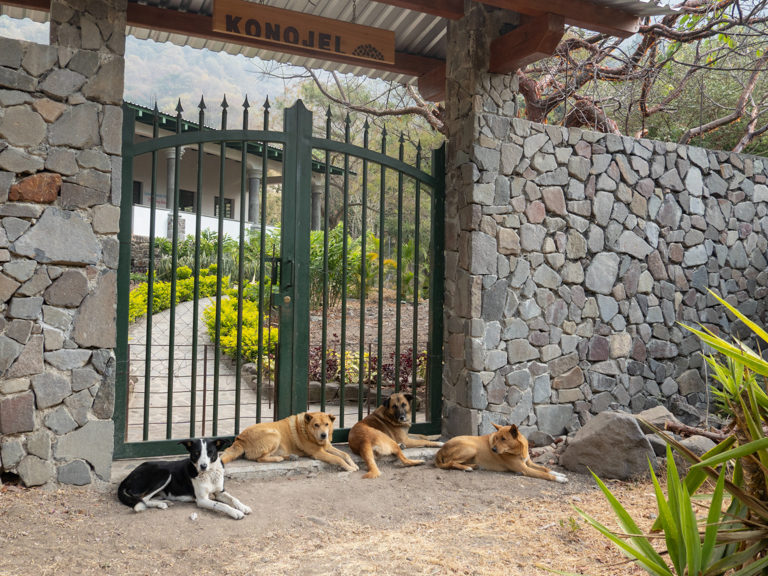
[0,0,126,486]
[311,181,323,231]
[247,167,261,224]
[442,5,520,437]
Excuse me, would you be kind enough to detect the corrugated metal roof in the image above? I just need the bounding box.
[126,0,449,85]
[2,0,678,84]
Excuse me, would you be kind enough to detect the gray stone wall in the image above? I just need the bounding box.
[0,0,125,486]
[443,4,768,441]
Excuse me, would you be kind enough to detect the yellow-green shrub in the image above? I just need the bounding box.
[203,298,278,365]
[128,273,230,323]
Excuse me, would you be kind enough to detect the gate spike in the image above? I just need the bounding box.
[380,125,387,154]
[198,95,206,110]
[263,96,270,110]
[221,95,229,109]
[344,113,351,143]
[242,96,250,129]
[175,98,183,114]
[325,106,332,139]
[263,96,270,130]
[363,119,370,149]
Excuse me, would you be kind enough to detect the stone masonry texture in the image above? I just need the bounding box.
[0,0,125,487]
[442,4,768,439]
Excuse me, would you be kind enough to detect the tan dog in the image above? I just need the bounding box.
[348,393,443,479]
[220,412,358,472]
[434,423,567,482]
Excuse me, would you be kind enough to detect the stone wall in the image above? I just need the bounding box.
[0,0,125,486]
[442,4,768,441]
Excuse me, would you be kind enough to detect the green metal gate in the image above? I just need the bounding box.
[115,99,444,459]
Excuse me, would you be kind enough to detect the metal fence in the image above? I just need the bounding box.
[115,99,445,458]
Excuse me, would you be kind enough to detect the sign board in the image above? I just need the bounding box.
[213,0,396,65]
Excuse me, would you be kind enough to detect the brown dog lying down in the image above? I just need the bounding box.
[220,412,358,472]
[434,423,567,483]
[348,393,443,479]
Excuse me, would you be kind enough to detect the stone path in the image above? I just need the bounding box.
[125,298,400,443]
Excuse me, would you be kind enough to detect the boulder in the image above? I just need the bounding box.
[635,405,681,434]
[560,411,657,479]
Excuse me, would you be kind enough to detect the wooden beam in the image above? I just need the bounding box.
[490,13,565,74]
[417,63,446,102]
[126,4,444,79]
[482,0,639,38]
[369,0,464,20]
[0,0,48,10]
[0,0,447,90]
[213,0,397,66]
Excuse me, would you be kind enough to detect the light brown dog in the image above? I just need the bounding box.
[220,412,358,472]
[434,423,567,482]
[348,393,443,479]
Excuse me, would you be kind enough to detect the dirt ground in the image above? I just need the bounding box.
[0,456,657,576]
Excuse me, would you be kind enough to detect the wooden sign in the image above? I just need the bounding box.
[213,0,396,65]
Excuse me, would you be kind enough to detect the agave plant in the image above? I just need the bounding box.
[574,290,768,576]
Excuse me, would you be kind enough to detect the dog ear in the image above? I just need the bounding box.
[404,393,413,404]
[328,414,336,423]
[491,422,502,431]
[178,439,194,452]
[509,424,519,438]
[304,413,313,424]
[213,437,231,451]
[383,395,392,409]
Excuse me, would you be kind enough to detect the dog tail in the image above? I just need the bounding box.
[220,439,245,464]
[117,478,141,508]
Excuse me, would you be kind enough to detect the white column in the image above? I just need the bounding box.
[247,167,262,224]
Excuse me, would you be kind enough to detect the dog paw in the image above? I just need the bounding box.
[230,509,246,520]
[241,505,252,515]
[157,502,168,510]
[399,443,407,450]
[288,454,299,461]
[553,473,568,483]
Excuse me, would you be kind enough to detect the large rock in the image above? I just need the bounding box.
[8,172,61,203]
[31,372,71,409]
[0,391,34,434]
[585,253,619,295]
[73,271,116,348]
[535,404,573,436]
[0,106,46,147]
[44,270,88,307]
[54,420,114,481]
[12,207,101,265]
[6,334,43,377]
[17,455,55,487]
[635,405,681,434]
[561,411,657,479]
[48,102,100,149]
[57,460,91,485]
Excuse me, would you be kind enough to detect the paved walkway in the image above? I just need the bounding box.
[126,298,388,443]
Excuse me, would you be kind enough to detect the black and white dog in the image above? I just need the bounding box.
[117,438,251,520]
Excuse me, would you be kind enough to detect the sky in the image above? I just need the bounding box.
[0,15,301,126]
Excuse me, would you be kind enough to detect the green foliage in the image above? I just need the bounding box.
[202,298,277,369]
[309,223,379,307]
[575,446,768,576]
[127,268,228,323]
[580,290,768,576]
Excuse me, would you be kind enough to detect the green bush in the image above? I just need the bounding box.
[579,290,768,576]
[203,298,278,367]
[128,272,230,323]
